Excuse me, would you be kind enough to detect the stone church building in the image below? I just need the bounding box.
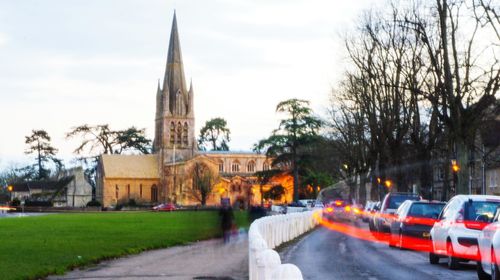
[96,13,292,208]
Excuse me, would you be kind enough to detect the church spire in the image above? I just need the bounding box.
[163,11,188,115]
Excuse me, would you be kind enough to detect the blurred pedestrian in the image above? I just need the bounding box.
[219,202,234,243]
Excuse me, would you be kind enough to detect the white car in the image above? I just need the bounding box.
[477,208,500,280]
[313,201,324,209]
[429,195,500,271]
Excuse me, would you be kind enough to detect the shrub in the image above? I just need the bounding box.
[128,199,137,207]
[25,200,53,207]
[10,198,20,207]
[86,200,102,207]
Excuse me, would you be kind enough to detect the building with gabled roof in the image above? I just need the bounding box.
[10,167,92,207]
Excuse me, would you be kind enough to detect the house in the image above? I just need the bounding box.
[10,167,92,207]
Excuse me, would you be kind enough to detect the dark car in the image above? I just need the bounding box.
[389,200,445,249]
[373,192,421,233]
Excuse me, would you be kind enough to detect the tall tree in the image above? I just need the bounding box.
[115,127,152,154]
[255,169,282,206]
[66,124,152,190]
[254,99,322,202]
[24,130,62,180]
[406,0,500,194]
[187,162,219,205]
[198,118,231,151]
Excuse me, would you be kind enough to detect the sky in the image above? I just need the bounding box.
[0,0,379,169]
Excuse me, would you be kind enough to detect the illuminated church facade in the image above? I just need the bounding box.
[96,13,292,208]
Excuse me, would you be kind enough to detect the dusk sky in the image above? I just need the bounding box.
[0,0,379,168]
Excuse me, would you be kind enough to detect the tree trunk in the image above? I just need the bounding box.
[441,159,451,201]
[455,139,470,194]
[260,184,264,207]
[419,152,433,200]
[293,165,299,202]
[359,173,367,205]
[37,142,42,179]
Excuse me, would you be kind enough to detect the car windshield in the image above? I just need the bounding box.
[388,195,418,209]
[464,201,500,221]
[408,203,444,218]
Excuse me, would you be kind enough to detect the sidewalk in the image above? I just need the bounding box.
[49,233,248,280]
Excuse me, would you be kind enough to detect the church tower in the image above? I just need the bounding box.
[153,12,196,164]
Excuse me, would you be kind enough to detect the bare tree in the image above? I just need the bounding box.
[186,162,219,206]
[406,0,500,194]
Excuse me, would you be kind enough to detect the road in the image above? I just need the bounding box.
[280,222,477,280]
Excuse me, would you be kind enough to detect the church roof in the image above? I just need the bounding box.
[163,11,188,114]
[12,177,73,193]
[200,150,261,155]
[200,151,266,158]
[100,154,159,179]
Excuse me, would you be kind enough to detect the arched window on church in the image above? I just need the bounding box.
[247,161,255,173]
[151,185,158,203]
[231,160,240,173]
[183,122,188,146]
[170,122,175,145]
[176,122,182,144]
[176,90,183,115]
[263,162,270,171]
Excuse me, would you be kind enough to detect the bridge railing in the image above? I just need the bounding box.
[248,210,321,280]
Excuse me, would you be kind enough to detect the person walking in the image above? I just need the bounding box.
[219,202,234,243]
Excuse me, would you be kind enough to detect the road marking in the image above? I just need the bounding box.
[339,242,347,254]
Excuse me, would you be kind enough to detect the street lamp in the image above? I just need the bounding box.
[7,185,13,203]
[451,160,460,173]
[384,180,393,189]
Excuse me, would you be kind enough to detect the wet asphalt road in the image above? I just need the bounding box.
[280,223,477,280]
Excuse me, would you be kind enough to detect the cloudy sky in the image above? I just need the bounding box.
[0,0,379,168]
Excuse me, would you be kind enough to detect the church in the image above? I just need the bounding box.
[95,13,293,208]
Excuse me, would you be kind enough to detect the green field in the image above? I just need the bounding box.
[0,211,249,280]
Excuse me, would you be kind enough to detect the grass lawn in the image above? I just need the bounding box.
[0,211,249,280]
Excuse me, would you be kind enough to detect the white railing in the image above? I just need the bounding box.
[248,210,320,280]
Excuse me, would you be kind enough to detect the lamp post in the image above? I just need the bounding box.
[451,159,460,195]
[7,185,13,202]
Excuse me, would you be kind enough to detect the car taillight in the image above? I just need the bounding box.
[464,221,488,230]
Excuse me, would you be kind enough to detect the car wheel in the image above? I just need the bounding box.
[477,261,490,280]
[398,231,406,250]
[447,240,460,270]
[477,249,490,280]
[429,237,440,264]
[492,248,500,280]
[429,252,440,264]
[388,232,396,247]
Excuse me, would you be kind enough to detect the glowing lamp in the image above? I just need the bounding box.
[384,180,393,188]
[451,160,460,173]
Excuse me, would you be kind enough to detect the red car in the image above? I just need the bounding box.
[152,203,176,212]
